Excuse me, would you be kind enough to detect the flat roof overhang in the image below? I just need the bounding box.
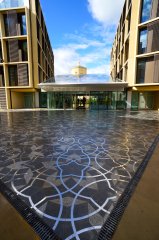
[39,82,128,92]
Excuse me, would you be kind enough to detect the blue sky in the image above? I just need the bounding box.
[40,0,125,75]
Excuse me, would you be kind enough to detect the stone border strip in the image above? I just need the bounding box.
[0,180,61,240]
[98,134,159,240]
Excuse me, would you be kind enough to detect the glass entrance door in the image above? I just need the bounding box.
[76,92,89,109]
[63,93,73,109]
[24,93,33,108]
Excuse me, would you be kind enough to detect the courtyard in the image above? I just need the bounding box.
[0,110,159,240]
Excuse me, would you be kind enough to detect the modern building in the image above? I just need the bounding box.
[39,65,128,110]
[110,0,159,110]
[0,0,54,110]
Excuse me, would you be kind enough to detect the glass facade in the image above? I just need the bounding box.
[39,92,47,108]
[54,74,111,84]
[131,92,139,110]
[131,92,154,110]
[137,59,145,84]
[24,93,33,108]
[47,91,127,110]
[138,29,147,54]
[0,0,29,9]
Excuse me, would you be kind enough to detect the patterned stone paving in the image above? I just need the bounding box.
[0,110,159,240]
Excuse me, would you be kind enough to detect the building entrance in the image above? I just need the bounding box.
[76,93,89,109]
[46,91,127,110]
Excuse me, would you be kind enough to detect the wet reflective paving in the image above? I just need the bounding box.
[0,110,159,240]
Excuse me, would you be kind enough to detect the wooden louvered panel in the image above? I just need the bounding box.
[0,89,6,109]
[7,11,18,36]
[8,40,19,62]
[145,57,154,83]
[147,20,159,53]
[153,54,159,83]
[151,0,159,19]
[17,64,29,86]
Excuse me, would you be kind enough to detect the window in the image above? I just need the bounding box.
[125,40,129,62]
[9,65,18,86]
[136,57,154,84]
[7,39,28,62]
[138,21,159,54]
[19,40,28,61]
[138,29,148,54]
[4,12,26,37]
[20,14,27,35]
[0,67,4,87]
[0,43,3,63]
[141,0,152,22]
[141,0,159,23]
[9,64,28,86]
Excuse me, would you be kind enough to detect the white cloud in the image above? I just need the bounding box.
[54,34,111,75]
[54,1,124,75]
[54,47,78,75]
[87,0,125,25]
[88,64,110,75]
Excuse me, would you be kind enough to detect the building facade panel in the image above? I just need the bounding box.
[0,0,54,109]
[110,0,159,110]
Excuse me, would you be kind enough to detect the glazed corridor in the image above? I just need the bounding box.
[0,111,159,240]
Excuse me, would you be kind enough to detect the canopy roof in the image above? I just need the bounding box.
[39,74,128,92]
[44,74,119,84]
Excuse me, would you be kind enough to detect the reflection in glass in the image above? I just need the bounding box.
[136,59,145,84]
[136,57,155,84]
[141,0,152,22]
[21,14,27,35]
[47,91,127,110]
[138,29,147,54]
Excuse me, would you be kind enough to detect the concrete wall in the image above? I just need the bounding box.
[11,92,24,109]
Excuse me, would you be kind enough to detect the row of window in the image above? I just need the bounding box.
[35,0,53,60]
[36,7,54,83]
